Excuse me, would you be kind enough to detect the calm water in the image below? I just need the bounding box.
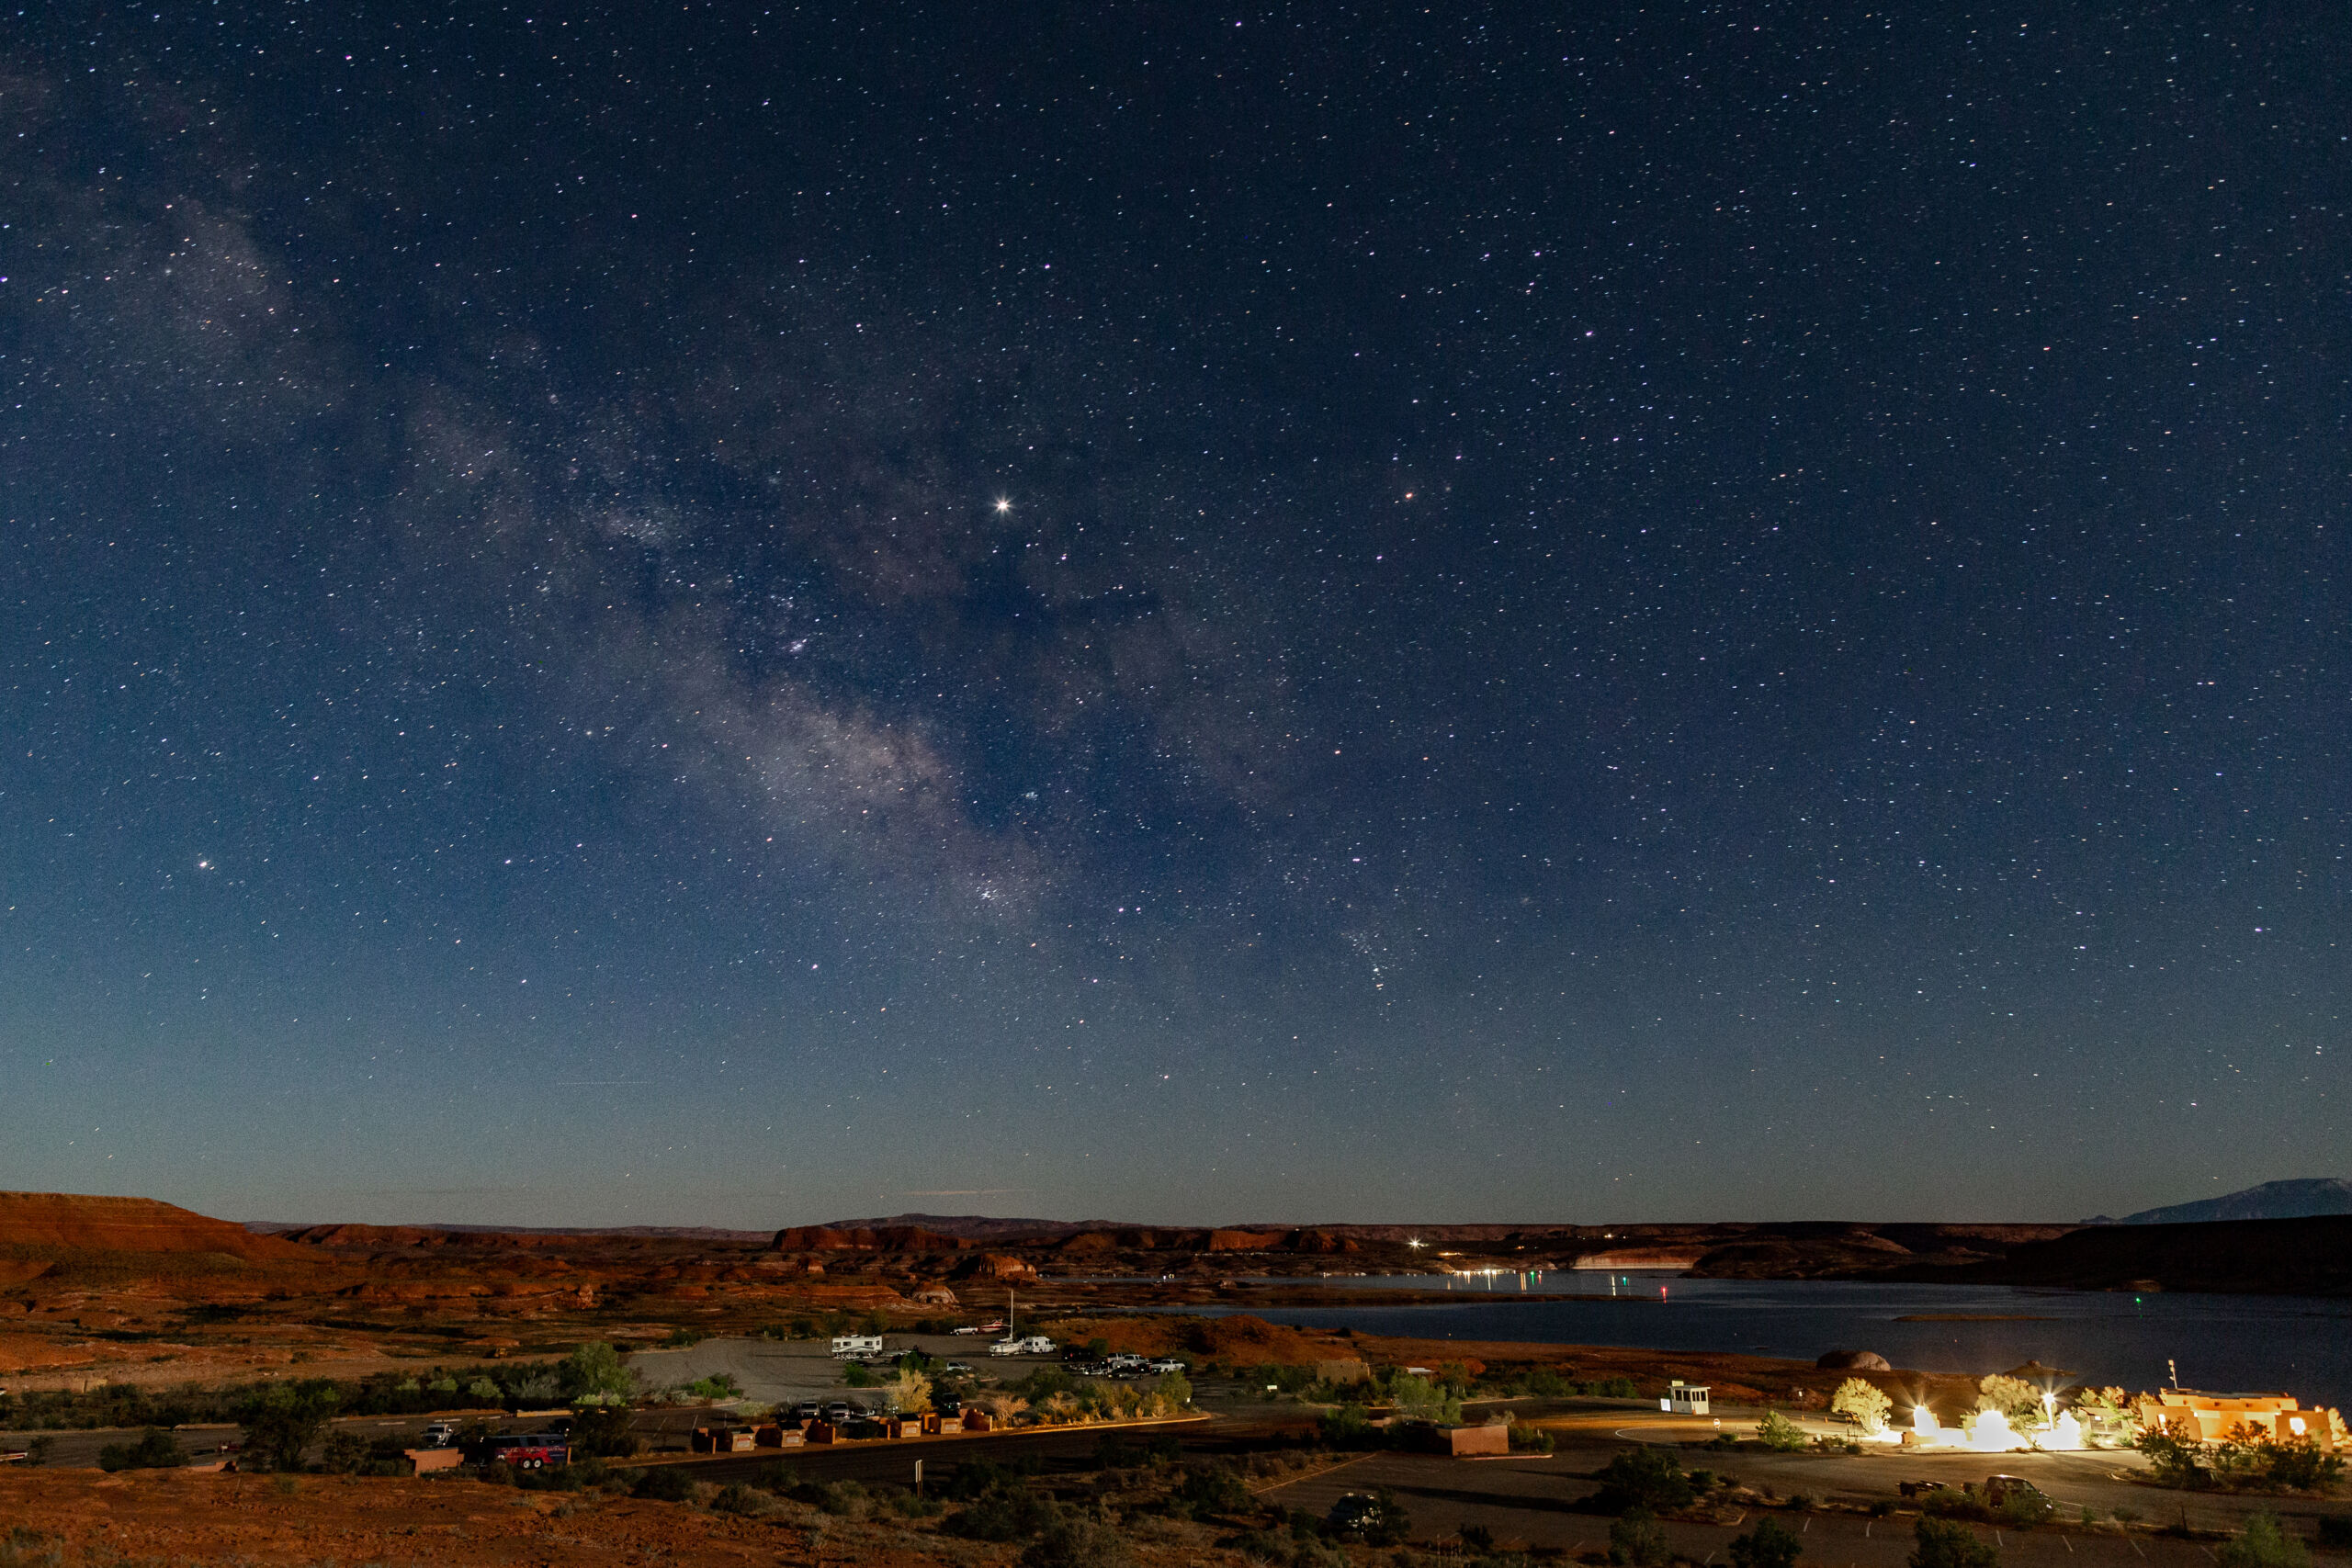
[1193,1272,2352,1410]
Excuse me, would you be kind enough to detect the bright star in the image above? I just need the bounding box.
[993,497,1012,513]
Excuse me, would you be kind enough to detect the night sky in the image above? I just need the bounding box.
[4,6,2344,1228]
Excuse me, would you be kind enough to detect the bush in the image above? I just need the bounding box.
[951,1485,1060,1540]
[2313,1517,2352,1551]
[2217,1513,2311,1568]
[1910,1517,2000,1568]
[570,1404,640,1459]
[1756,1411,1806,1452]
[1593,1446,1695,1514]
[1023,1514,1135,1568]
[1731,1517,1804,1568]
[709,1483,772,1517]
[632,1465,698,1503]
[1509,1423,1555,1454]
[319,1430,371,1474]
[1610,1506,1670,1566]
[96,1428,184,1472]
[1176,1462,1252,1519]
[1326,1488,1409,1547]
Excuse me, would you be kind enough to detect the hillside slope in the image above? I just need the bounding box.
[0,1191,310,1261]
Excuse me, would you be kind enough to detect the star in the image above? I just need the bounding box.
[993,497,1012,513]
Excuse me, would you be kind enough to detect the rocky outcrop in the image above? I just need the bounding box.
[767,1224,971,1252]
[1816,1349,1892,1371]
[1206,1229,1283,1251]
[0,1191,311,1263]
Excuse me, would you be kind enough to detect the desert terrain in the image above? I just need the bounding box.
[4,1191,2348,1567]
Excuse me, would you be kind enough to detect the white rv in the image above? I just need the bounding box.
[831,1334,886,1359]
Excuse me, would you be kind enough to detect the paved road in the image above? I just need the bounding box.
[678,1415,1218,1488]
[1519,1403,2350,1537]
[1254,1451,2241,1568]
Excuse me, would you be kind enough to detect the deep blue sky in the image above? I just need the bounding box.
[3,5,2344,1227]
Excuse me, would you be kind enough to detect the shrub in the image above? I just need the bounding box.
[843,1362,878,1388]
[2217,1513,2311,1568]
[318,1430,371,1474]
[1755,1411,1806,1452]
[570,1404,640,1459]
[1587,1377,1641,1399]
[1731,1517,1804,1568]
[1509,1423,1555,1453]
[96,1428,184,1472]
[1609,1506,1670,1566]
[632,1465,698,1503]
[951,1485,1059,1540]
[709,1483,772,1517]
[1023,1514,1135,1568]
[1176,1462,1252,1519]
[1910,1517,2000,1568]
[1365,1488,1412,1547]
[1593,1446,1694,1514]
[2314,1517,2352,1551]
[663,1328,705,1348]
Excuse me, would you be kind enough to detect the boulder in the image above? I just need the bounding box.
[1815,1349,1892,1371]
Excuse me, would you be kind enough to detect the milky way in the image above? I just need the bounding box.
[2,7,2343,1224]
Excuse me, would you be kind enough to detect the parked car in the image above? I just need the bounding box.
[1145,1358,1188,1374]
[420,1421,460,1449]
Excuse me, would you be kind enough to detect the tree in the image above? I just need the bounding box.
[570,1404,640,1459]
[1731,1517,1804,1568]
[96,1428,184,1472]
[1976,1375,2043,1425]
[2219,1516,2312,1568]
[1149,1371,1193,1416]
[1610,1506,1670,1567]
[1910,1517,2000,1568]
[1594,1446,1695,1513]
[560,1341,637,1404]
[2072,1386,2135,1442]
[1390,1372,1462,1426]
[1832,1379,1892,1435]
[1755,1411,1806,1451]
[887,1371,933,1415]
[240,1382,341,1472]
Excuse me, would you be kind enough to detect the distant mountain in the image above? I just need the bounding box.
[820,1213,1121,1241]
[2084,1179,2352,1226]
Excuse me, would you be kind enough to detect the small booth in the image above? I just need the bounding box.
[1661,1382,1711,1416]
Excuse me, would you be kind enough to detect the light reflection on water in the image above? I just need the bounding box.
[1179,1271,2352,1409]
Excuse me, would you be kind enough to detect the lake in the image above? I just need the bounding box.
[1193,1271,2352,1410]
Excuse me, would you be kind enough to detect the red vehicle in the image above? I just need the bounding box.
[484,1434,571,1470]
